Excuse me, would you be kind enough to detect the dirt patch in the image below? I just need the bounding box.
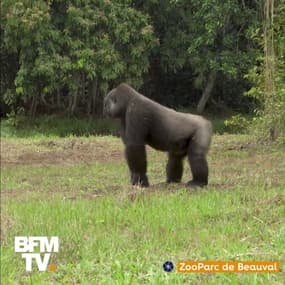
[259,194,284,207]
[1,138,123,165]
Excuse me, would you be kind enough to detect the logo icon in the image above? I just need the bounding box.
[15,236,59,272]
[163,261,174,272]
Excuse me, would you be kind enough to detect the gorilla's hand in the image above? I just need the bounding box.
[131,173,149,187]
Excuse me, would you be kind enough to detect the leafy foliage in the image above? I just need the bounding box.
[0,0,283,121]
[245,0,285,143]
[137,0,260,109]
[1,0,157,115]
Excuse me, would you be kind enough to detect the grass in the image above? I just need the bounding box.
[1,115,118,138]
[1,109,248,139]
[1,117,285,284]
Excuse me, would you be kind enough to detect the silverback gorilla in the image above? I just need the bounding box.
[104,83,212,188]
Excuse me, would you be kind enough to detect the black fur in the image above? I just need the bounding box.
[104,83,212,188]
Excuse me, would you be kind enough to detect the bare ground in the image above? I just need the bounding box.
[1,135,285,242]
[1,135,285,194]
[1,137,123,165]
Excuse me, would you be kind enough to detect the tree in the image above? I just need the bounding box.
[1,0,157,115]
[138,0,259,112]
[246,0,285,142]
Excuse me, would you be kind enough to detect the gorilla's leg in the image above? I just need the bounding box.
[166,152,185,183]
[125,145,149,187]
[187,139,209,188]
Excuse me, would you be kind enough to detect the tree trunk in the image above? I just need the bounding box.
[70,91,78,115]
[41,93,53,108]
[92,82,98,116]
[196,71,216,114]
[88,78,99,116]
[68,74,81,115]
[56,89,61,108]
[264,0,276,141]
[29,95,38,117]
[87,79,97,116]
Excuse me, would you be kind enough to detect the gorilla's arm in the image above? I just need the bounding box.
[123,108,150,187]
[125,145,149,187]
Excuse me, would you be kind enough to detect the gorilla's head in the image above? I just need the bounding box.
[103,84,131,118]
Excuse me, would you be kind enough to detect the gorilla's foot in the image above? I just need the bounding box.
[186,180,207,188]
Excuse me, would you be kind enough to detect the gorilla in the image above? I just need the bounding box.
[104,83,212,188]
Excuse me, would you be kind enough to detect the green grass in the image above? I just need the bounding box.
[0,110,249,140]
[1,118,285,284]
[2,188,284,284]
[1,115,118,138]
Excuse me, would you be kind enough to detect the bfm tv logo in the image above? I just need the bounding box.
[15,236,59,272]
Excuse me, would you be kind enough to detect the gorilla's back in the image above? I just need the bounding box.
[127,90,211,153]
[137,96,204,152]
